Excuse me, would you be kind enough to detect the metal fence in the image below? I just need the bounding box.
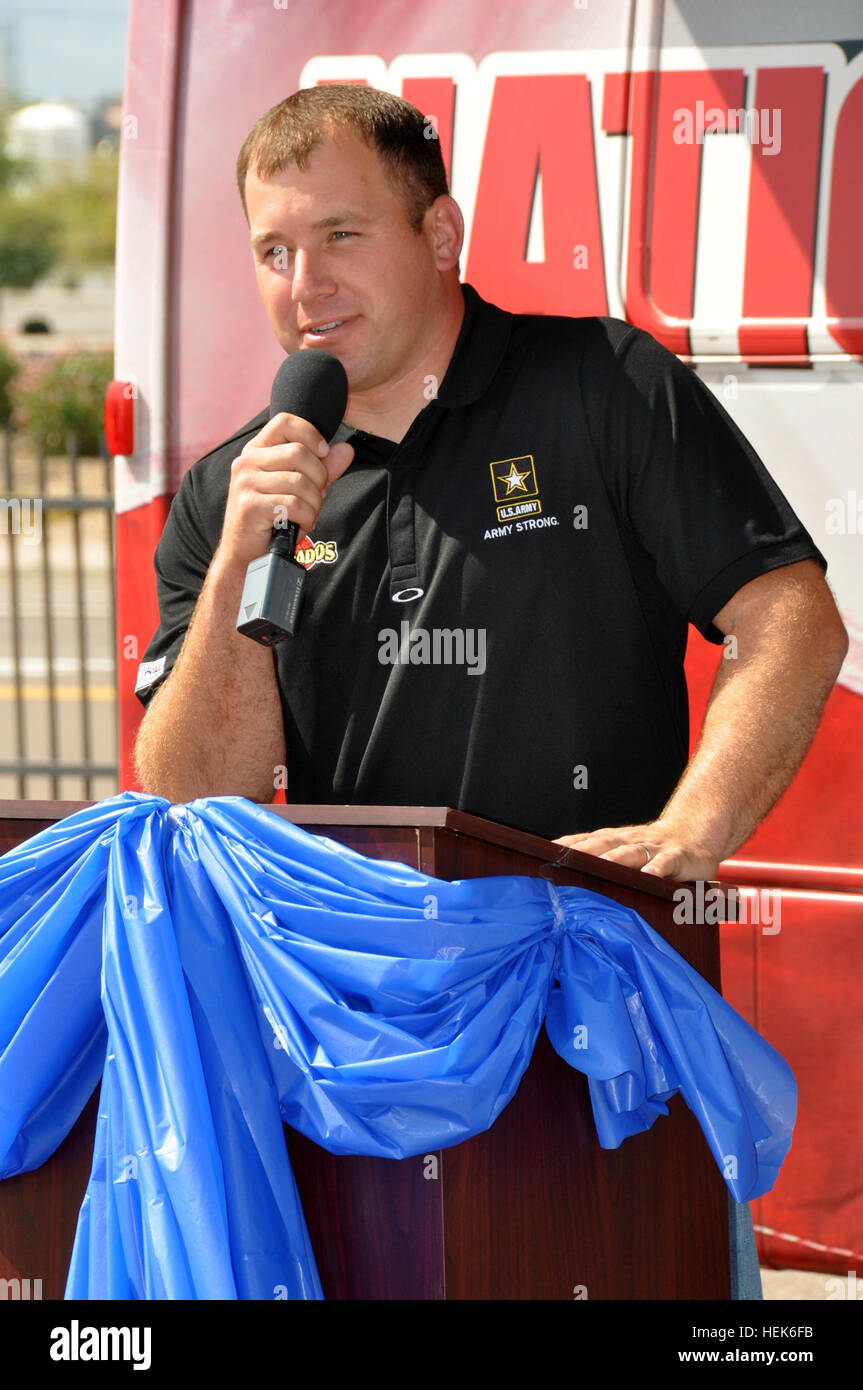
[0,425,118,801]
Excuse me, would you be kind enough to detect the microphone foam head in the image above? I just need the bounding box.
[269,348,349,441]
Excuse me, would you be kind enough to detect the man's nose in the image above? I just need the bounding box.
[290,249,336,303]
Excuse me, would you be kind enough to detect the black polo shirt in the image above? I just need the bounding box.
[135,282,825,839]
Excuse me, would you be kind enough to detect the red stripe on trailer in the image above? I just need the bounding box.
[116,498,170,792]
[740,67,824,360]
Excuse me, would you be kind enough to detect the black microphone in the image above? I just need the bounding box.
[236,349,348,645]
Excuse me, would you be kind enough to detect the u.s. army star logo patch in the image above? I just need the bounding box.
[489,455,542,522]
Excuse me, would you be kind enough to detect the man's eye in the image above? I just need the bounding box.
[330,231,355,241]
[266,244,288,260]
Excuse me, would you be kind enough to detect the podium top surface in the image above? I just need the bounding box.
[0,798,685,901]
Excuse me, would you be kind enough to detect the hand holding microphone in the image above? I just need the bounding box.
[227,350,352,644]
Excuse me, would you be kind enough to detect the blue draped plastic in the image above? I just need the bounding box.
[0,792,796,1299]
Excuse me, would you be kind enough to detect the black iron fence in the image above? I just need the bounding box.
[0,426,118,800]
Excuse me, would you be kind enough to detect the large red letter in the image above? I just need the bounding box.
[826,73,863,355]
[467,74,607,315]
[741,67,824,358]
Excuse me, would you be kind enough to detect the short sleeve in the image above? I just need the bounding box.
[134,467,215,708]
[595,326,827,642]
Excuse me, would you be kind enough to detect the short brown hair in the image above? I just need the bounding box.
[236,84,450,233]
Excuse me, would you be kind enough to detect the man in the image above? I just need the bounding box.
[134,83,847,889]
[132,82,846,1305]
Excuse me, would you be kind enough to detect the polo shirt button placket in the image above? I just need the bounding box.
[384,413,442,607]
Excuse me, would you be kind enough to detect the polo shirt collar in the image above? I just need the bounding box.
[331,281,513,447]
[435,282,514,409]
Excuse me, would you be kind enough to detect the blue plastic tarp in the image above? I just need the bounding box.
[0,792,796,1299]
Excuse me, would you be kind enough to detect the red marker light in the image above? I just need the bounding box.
[104,379,135,456]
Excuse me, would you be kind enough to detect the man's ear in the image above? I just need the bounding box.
[427,195,464,270]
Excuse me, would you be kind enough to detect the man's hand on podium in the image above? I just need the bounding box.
[552,818,721,882]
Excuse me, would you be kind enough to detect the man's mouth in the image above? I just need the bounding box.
[302,318,353,339]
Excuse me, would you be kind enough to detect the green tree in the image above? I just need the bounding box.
[0,341,18,427]
[25,146,118,277]
[0,100,61,317]
[0,196,61,289]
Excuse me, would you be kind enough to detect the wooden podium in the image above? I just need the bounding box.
[0,800,730,1300]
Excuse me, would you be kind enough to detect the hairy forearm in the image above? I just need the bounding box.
[133,551,285,804]
[660,599,848,863]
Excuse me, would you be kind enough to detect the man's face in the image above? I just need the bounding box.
[245,132,447,397]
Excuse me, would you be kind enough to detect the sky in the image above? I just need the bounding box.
[0,0,129,107]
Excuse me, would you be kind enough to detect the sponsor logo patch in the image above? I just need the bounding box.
[489,455,541,522]
[295,538,339,569]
